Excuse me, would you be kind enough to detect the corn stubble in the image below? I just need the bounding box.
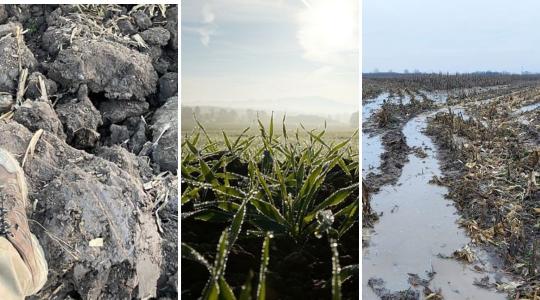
[427,86,540,298]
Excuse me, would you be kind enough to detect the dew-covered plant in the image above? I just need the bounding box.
[182,193,273,300]
[181,114,359,298]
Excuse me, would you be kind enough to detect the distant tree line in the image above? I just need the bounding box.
[362,72,540,91]
[181,106,359,130]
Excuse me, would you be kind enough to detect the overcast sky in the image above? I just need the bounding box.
[363,0,540,73]
[182,0,359,114]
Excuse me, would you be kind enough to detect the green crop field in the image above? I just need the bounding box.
[181,115,359,299]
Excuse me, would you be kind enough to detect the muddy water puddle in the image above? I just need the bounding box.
[362,133,383,174]
[363,93,389,173]
[363,111,510,300]
[515,101,540,114]
[363,93,390,120]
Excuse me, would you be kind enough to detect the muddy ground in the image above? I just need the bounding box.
[0,4,177,299]
[426,87,540,298]
[362,85,537,222]
[363,90,436,190]
[363,77,540,299]
[362,90,437,227]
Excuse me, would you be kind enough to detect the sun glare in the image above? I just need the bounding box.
[298,0,358,63]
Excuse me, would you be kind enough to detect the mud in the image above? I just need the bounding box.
[0,23,37,93]
[50,40,158,100]
[363,109,511,300]
[365,130,409,191]
[0,4,178,299]
[13,100,66,139]
[151,96,178,173]
[363,91,437,196]
[425,86,540,298]
[360,81,538,299]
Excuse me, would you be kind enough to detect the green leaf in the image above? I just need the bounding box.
[298,165,323,203]
[212,185,245,199]
[239,271,254,300]
[296,164,325,221]
[200,159,219,185]
[257,233,272,300]
[186,139,199,155]
[250,198,287,225]
[337,158,351,177]
[222,131,232,151]
[181,164,196,180]
[257,117,267,140]
[191,131,200,146]
[233,127,251,148]
[269,111,274,142]
[216,201,241,212]
[203,281,220,300]
[228,198,248,251]
[330,139,350,155]
[219,276,237,300]
[304,183,358,223]
[254,163,273,203]
[213,230,230,279]
[336,201,358,237]
[296,163,305,192]
[181,187,200,205]
[282,115,287,140]
[272,161,288,207]
[306,129,328,148]
[195,116,214,145]
[194,209,233,223]
[181,243,212,273]
[339,264,358,284]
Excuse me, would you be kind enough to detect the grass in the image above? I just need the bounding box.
[181,115,359,299]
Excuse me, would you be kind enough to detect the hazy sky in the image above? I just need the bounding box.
[363,0,540,73]
[182,0,359,114]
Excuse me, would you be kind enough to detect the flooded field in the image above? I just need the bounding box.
[362,76,540,299]
[363,110,510,299]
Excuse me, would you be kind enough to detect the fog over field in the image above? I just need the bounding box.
[182,0,358,121]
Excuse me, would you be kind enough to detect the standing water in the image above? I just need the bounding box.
[362,93,390,173]
[362,133,383,174]
[362,110,510,300]
[515,101,540,114]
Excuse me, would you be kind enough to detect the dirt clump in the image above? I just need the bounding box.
[0,4,178,299]
[158,72,178,105]
[13,100,65,139]
[0,94,13,113]
[49,40,158,100]
[25,72,57,100]
[154,174,178,298]
[140,27,170,46]
[0,22,37,93]
[99,100,150,124]
[132,11,152,30]
[0,5,7,23]
[0,121,162,299]
[96,145,153,183]
[55,85,103,149]
[151,96,178,173]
